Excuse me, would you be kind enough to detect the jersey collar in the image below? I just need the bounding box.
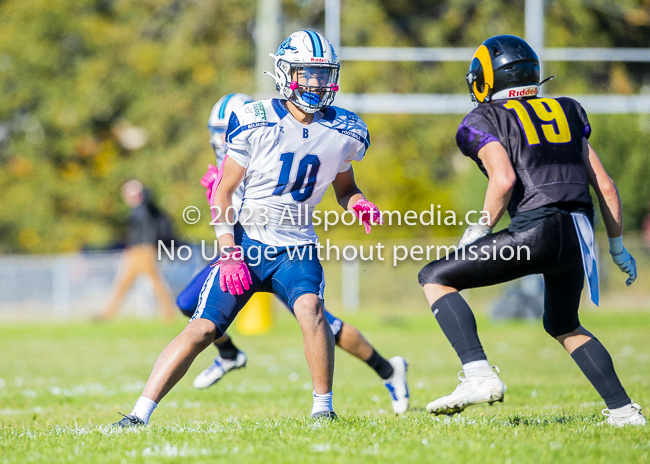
[272,99,289,119]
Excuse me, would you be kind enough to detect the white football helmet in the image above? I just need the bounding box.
[207,93,254,156]
[266,30,340,113]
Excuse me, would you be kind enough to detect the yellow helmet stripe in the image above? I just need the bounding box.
[472,45,494,102]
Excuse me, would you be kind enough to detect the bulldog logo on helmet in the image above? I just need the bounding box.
[277,37,298,56]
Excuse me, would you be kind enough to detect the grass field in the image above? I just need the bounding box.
[1,308,649,463]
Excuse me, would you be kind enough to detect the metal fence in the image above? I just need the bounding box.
[0,246,212,320]
[0,234,648,320]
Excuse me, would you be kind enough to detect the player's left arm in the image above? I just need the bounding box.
[581,138,636,286]
[332,166,364,210]
[332,167,381,234]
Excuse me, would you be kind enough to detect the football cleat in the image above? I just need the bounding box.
[311,411,338,421]
[112,413,145,428]
[426,366,506,415]
[383,356,409,414]
[602,403,646,427]
[192,351,247,389]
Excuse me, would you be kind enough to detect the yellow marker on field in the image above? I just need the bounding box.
[235,292,272,335]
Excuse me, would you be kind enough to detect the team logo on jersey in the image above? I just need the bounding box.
[277,37,297,56]
[346,111,358,123]
[254,102,267,120]
[246,102,267,120]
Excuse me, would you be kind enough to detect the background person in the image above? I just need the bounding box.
[98,180,176,321]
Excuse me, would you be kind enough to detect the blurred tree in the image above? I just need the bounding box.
[0,0,649,252]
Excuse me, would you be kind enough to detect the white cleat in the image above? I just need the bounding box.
[193,351,247,389]
[383,356,409,414]
[426,366,506,415]
[602,403,646,427]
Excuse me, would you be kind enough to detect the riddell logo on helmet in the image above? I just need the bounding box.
[310,58,328,62]
[508,87,539,97]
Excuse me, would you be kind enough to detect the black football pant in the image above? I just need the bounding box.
[418,211,583,337]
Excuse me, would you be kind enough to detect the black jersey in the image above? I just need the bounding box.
[456,96,593,220]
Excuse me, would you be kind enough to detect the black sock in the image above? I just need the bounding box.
[215,337,239,361]
[570,338,630,409]
[431,292,487,365]
[365,349,394,380]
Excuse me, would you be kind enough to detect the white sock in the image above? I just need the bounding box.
[311,391,333,416]
[131,396,157,425]
[609,402,634,417]
[462,360,493,378]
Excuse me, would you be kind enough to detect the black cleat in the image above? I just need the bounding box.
[311,411,338,421]
[112,412,145,428]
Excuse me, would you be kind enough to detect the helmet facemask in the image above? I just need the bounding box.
[209,127,227,157]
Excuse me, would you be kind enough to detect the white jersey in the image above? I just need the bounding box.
[225,99,369,246]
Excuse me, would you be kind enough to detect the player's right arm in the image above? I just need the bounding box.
[476,141,516,228]
[212,156,246,248]
[581,138,636,286]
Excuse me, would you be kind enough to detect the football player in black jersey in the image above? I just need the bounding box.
[418,35,644,426]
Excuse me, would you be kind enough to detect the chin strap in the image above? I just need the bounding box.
[540,76,555,86]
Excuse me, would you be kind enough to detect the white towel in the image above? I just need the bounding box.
[571,212,599,306]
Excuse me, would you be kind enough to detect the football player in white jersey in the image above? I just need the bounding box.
[177,92,408,415]
[114,31,391,426]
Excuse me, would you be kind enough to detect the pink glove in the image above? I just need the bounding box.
[200,164,219,200]
[352,199,382,234]
[219,246,252,296]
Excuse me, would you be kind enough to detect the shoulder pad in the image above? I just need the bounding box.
[321,106,368,132]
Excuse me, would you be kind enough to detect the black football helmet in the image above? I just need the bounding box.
[466,35,541,103]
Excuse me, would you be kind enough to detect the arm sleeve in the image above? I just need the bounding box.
[338,129,370,173]
[455,110,500,162]
[224,110,251,168]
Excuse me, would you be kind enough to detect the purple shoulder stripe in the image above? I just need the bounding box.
[456,122,499,160]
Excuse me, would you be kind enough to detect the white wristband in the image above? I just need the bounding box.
[214,221,234,240]
[608,235,624,255]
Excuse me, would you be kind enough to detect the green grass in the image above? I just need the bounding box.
[1,309,649,463]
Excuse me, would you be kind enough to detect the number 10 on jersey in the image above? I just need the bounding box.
[272,152,321,202]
